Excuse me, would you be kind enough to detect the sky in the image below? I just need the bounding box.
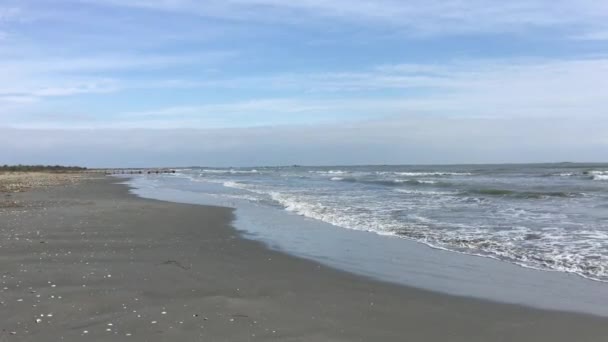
[1,0,607,167]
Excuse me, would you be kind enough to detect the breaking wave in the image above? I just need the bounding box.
[176,163,608,282]
[584,170,608,181]
[259,189,608,282]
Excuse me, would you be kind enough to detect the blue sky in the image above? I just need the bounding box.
[1,0,607,166]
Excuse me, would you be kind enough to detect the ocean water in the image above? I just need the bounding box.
[161,163,608,282]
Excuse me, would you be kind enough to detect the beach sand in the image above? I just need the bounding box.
[1,176,607,341]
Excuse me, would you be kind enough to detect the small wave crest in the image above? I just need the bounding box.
[202,169,259,175]
[583,170,608,181]
[222,181,251,190]
[464,188,579,199]
[331,177,450,188]
[395,188,456,196]
[398,179,438,185]
[557,172,575,177]
[378,171,472,177]
[546,172,576,177]
[309,170,349,175]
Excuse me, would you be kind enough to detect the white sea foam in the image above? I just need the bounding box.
[588,170,608,180]
[176,165,608,282]
[392,179,439,185]
[557,172,575,177]
[268,190,608,281]
[416,180,438,184]
[202,169,259,174]
[395,189,455,196]
[209,193,261,202]
[221,181,272,199]
[309,170,349,175]
[385,172,472,177]
[222,181,250,190]
[201,169,228,173]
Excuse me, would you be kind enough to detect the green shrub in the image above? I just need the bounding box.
[0,164,87,172]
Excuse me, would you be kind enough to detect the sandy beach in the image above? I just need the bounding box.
[1,175,607,341]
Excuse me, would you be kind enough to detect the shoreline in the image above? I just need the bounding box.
[126,174,608,317]
[1,176,607,341]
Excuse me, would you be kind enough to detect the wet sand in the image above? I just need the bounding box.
[1,177,607,341]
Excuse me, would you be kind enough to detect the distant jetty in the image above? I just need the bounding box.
[0,165,178,176]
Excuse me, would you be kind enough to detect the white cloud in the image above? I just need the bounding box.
[3,56,607,129]
[0,77,121,100]
[0,51,234,75]
[1,1,605,165]
[2,1,607,135]
[129,56,608,120]
[129,99,340,117]
[0,50,234,103]
[144,56,608,100]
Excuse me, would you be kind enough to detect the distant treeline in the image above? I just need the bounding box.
[0,165,87,172]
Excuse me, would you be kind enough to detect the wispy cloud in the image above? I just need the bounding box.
[122,56,608,121]
[129,99,337,117]
[3,56,608,129]
[2,115,606,166]
[115,56,608,96]
[0,76,116,104]
[1,1,607,164]
[85,0,608,37]
[0,51,235,74]
[0,50,235,104]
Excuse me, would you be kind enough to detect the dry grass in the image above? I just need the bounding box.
[0,172,89,193]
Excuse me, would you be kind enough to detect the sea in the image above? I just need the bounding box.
[124,163,608,315]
